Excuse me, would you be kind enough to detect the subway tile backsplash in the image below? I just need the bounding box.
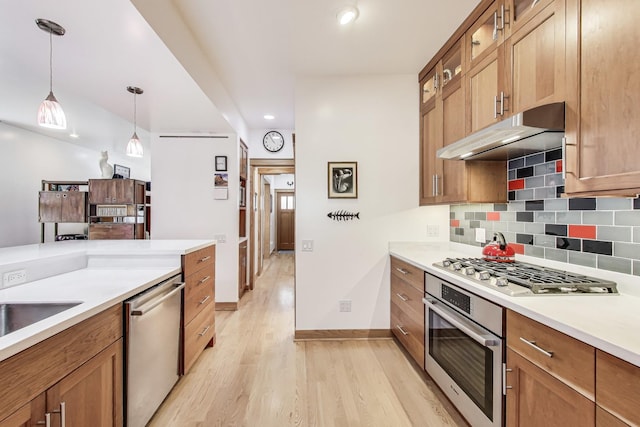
[450,148,640,277]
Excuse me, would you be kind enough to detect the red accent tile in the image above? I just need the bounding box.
[450,219,460,227]
[511,243,525,255]
[569,225,596,239]
[508,179,525,190]
[486,212,501,221]
[556,160,563,173]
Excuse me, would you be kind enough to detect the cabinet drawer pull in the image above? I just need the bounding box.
[198,275,211,285]
[198,325,211,336]
[519,337,554,357]
[199,255,212,263]
[396,293,409,302]
[199,295,211,305]
[396,325,409,336]
[51,402,66,427]
[395,267,409,275]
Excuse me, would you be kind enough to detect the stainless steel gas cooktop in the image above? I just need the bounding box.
[433,257,618,296]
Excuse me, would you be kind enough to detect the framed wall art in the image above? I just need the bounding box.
[113,164,130,179]
[215,155,227,171]
[328,161,357,199]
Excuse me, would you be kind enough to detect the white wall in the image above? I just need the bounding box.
[150,134,239,303]
[272,174,295,190]
[294,75,449,331]
[0,123,150,247]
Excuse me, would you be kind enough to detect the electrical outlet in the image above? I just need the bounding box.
[301,240,314,252]
[475,228,486,243]
[3,269,27,287]
[427,224,439,237]
[214,234,226,243]
[339,300,352,312]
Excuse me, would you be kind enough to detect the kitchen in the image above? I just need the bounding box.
[1,0,640,426]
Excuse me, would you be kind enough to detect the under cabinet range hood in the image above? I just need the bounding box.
[437,102,565,160]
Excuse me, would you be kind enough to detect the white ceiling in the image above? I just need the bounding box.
[1,0,480,153]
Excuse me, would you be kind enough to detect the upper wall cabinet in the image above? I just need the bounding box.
[505,0,566,114]
[420,39,506,206]
[564,0,640,196]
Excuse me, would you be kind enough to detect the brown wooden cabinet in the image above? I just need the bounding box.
[239,240,247,299]
[0,305,123,426]
[506,348,595,427]
[505,0,566,115]
[505,310,596,426]
[88,179,146,240]
[38,191,86,223]
[595,350,640,426]
[389,256,425,368]
[181,245,216,374]
[564,0,640,196]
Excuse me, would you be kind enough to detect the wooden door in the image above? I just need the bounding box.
[419,94,442,205]
[506,348,594,427]
[238,241,247,298]
[565,0,640,196]
[46,339,123,427]
[467,48,502,132]
[440,71,467,203]
[276,191,295,251]
[0,395,45,427]
[507,0,565,114]
[60,192,86,222]
[38,192,62,223]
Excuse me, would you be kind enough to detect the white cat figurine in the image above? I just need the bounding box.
[99,151,114,178]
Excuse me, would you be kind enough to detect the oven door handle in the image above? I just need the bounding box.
[423,297,499,347]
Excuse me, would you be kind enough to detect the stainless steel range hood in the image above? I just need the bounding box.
[437,102,565,160]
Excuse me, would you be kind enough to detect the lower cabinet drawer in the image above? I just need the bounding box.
[88,224,134,239]
[184,268,215,325]
[183,305,215,374]
[391,275,424,321]
[596,349,640,426]
[507,310,594,398]
[391,300,425,369]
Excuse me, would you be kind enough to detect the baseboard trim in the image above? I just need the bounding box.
[215,302,238,311]
[294,329,393,341]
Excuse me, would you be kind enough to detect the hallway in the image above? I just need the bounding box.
[149,252,466,426]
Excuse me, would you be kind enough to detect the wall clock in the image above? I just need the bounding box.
[263,131,284,153]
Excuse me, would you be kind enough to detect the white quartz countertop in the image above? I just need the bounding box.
[0,239,214,362]
[389,241,640,367]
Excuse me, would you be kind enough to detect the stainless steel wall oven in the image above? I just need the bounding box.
[423,272,504,427]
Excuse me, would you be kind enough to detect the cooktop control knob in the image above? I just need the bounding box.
[463,267,475,275]
[443,260,451,267]
[496,277,509,287]
[453,262,462,270]
[478,271,491,280]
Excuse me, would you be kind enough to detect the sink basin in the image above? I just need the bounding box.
[0,302,82,337]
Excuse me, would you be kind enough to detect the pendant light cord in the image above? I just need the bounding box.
[133,92,137,133]
[48,29,53,92]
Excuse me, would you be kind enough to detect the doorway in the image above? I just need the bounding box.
[249,159,295,289]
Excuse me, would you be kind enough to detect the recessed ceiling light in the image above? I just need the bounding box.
[264,114,275,120]
[337,6,359,25]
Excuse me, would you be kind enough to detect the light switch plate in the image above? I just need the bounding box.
[301,240,314,252]
[427,225,439,237]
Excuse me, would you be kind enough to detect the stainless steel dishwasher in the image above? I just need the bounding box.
[124,274,184,427]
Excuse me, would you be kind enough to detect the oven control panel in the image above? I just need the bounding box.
[441,284,471,315]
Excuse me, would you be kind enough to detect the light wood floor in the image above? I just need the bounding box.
[149,252,467,427]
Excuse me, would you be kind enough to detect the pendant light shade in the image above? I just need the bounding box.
[36,19,67,130]
[126,86,144,158]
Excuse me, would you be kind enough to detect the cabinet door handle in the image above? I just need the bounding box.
[520,337,554,357]
[36,413,51,427]
[494,95,499,119]
[532,0,540,8]
[51,402,66,427]
[492,11,498,40]
[396,325,409,336]
[199,255,212,263]
[434,72,440,90]
[503,363,513,395]
[500,91,508,116]
[434,175,440,196]
[561,137,567,180]
[496,4,507,31]
[395,267,409,275]
[396,293,408,302]
[198,275,211,285]
[199,325,211,336]
[199,295,211,305]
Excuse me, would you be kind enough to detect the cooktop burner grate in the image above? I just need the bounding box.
[435,257,618,295]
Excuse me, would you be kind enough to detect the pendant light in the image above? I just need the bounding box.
[36,19,67,130]
[126,86,144,158]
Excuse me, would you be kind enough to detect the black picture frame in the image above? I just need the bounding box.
[328,161,358,198]
[113,164,130,179]
[215,155,228,171]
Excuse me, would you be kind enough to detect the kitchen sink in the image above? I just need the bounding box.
[0,302,82,337]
